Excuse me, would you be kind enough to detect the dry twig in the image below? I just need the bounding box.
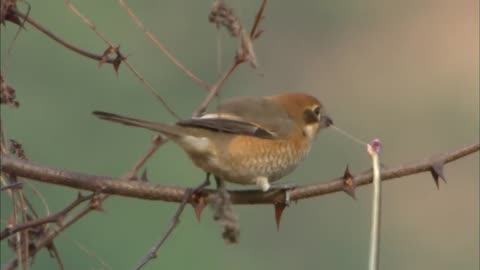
[1,143,477,205]
[133,178,211,270]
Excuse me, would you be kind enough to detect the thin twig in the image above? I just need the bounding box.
[64,0,112,45]
[126,135,166,180]
[63,0,180,119]
[118,0,211,91]
[13,10,116,64]
[194,0,267,116]
[2,193,107,270]
[194,60,241,116]
[25,182,50,217]
[0,182,22,191]
[133,179,211,270]
[249,0,267,39]
[47,244,65,270]
[1,3,30,75]
[0,193,95,240]
[63,234,113,270]
[1,143,478,205]
[6,174,29,270]
[121,61,180,119]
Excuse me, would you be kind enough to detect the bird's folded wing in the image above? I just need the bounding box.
[176,117,276,139]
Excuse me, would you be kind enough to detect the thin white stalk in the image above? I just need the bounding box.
[368,143,381,270]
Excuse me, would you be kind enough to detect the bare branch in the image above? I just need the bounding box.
[2,193,107,270]
[250,0,267,39]
[0,182,22,191]
[1,143,477,205]
[118,0,211,91]
[133,178,210,270]
[0,193,94,240]
[194,60,241,116]
[13,10,117,64]
[195,0,268,115]
[126,135,167,180]
[63,1,180,119]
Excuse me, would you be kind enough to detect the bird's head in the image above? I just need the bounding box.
[270,92,333,139]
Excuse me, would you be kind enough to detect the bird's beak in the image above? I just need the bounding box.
[319,115,333,128]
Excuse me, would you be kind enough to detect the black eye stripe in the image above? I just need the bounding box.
[313,106,321,115]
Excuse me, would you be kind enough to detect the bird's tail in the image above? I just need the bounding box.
[93,111,182,137]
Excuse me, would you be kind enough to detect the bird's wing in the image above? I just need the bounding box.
[177,117,276,139]
[176,96,295,139]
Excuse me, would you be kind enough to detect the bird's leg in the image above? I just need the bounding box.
[214,176,226,191]
[204,172,212,186]
[191,173,212,198]
[213,176,229,211]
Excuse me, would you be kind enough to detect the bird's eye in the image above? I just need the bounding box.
[313,106,321,116]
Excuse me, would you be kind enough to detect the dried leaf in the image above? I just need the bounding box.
[1,0,22,26]
[209,0,241,37]
[1,74,19,107]
[274,203,287,231]
[430,160,447,189]
[9,139,26,159]
[342,165,356,200]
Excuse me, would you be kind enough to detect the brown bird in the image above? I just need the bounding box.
[93,92,332,191]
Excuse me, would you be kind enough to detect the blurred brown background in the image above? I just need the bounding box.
[1,0,478,269]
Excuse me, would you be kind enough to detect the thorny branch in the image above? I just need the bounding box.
[2,0,477,269]
[1,143,478,205]
[13,10,117,64]
[3,2,268,268]
[133,178,211,270]
[195,0,267,116]
[0,182,22,191]
[2,142,477,269]
[63,0,180,120]
[2,193,105,270]
[0,193,95,240]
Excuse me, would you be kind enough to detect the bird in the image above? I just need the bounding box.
[93,92,333,191]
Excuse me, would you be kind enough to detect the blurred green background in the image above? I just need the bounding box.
[1,0,478,269]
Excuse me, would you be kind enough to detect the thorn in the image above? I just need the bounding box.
[98,46,117,68]
[274,203,287,231]
[253,29,264,40]
[141,168,149,182]
[112,55,124,75]
[192,195,206,223]
[98,46,125,75]
[430,160,446,189]
[342,165,356,200]
[90,195,105,212]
